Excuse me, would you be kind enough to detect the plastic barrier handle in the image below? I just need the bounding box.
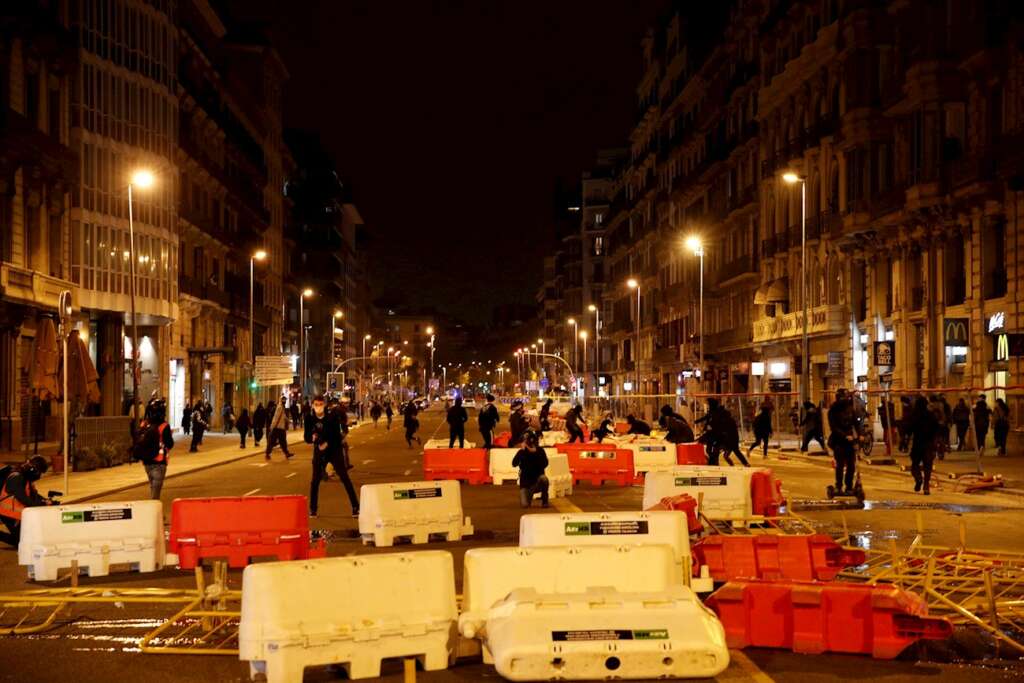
[892,614,954,638]
[824,546,867,567]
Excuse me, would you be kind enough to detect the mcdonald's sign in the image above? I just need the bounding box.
[943,317,969,347]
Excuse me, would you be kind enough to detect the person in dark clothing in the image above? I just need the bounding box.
[748,403,773,459]
[134,399,174,500]
[370,401,382,427]
[403,400,421,448]
[827,389,858,494]
[305,394,359,518]
[0,456,53,547]
[511,431,549,508]
[928,395,949,460]
[626,414,652,436]
[252,402,267,447]
[300,399,311,429]
[266,396,294,460]
[907,396,938,495]
[951,398,971,451]
[565,405,587,443]
[938,395,953,455]
[222,403,234,434]
[447,397,469,448]
[478,394,499,448]
[789,403,800,434]
[994,398,1011,456]
[181,402,191,435]
[385,402,394,430]
[538,398,553,432]
[799,401,827,453]
[897,396,914,452]
[973,397,992,452]
[660,405,694,443]
[695,398,748,467]
[509,401,530,447]
[592,412,614,442]
[189,400,208,452]
[236,408,251,448]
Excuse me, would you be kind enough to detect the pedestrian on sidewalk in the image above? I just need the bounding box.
[929,395,950,460]
[300,398,311,429]
[222,402,234,434]
[748,402,773,459]
[403,399,421,448]
[385,401,394,430]
[509,400,529,447]
[447,396,468,448]
[512,430,549,508]
[626,414,652,436]
[131,399,174,500]
[266,396,293,460]
[974,396,992,453]
[952,398,971,451]
[907,396,938,495]
[237,408,251,448]
[188,400,208,452]
[181,401,191,435]
[370,401,382,427]
[306,394,359,518]
[478,394,499,448]
[252,402,267,447]
[800,401,827,453]
[827,389,858,495]
[565,404,587,443]
[994,398,1011,456]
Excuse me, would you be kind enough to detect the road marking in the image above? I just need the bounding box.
[730,651,775,682]
[284,472,297,479]
[243,488,261,497]
[403,469,411,476]
[258,462,269,468]
[362,459,375,464]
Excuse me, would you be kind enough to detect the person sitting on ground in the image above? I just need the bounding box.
[511,430,549,509]
[0,456,54,547]
[626,414,652,436]
[592,411,614,442]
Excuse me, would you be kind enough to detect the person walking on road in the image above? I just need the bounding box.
[370,401,382,428]
[478,393,499,448]
[827,389,858,495]
[626,414,651,436]
[696,398,748,467]
[509,400,529,447]
[447,396,469,448]
[907,396,938,495]
[565,404,587,443]
[512,430,549,508]
[403,399,421,448]
[748,402,774,459]
[305,394,359,518]
[181,402,191,436]
[188,400,208,453]
[538,398,553,432]
[952,398,971,451]
[973,396,992,453]
[252,402,267,447]
[800,401,827,453]
[385,401,394,430]
[994,398,1011,456]
[265,396,294,460]
[131,398,174,500]
[236,408,251,448]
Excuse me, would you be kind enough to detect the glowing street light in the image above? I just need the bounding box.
[685,235,704,387]
[782,170,810,410]
[249,249,268,401]
[627,278,640,393]
[126,168,156,428]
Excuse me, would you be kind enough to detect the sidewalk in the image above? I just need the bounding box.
[39,431,306,504]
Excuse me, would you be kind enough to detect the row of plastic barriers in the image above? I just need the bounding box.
[641,463,787,521]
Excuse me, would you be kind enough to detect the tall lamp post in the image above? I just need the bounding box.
[783,171,810,411]
[362,334,371,402]
[249,249,267,405]
[685,236,704,389]
[588,304,600,393]
[426,326,435,396]
[627,278,640,394]
[537,337,546,381]
[299,288,313,393]
[579,330,588,399]
[331,310,344,392]
[126,169,154,427]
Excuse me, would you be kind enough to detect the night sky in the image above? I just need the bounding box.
[222,0,658,324]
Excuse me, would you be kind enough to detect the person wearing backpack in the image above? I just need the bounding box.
[132,399,174,500]
[189,400,208,453]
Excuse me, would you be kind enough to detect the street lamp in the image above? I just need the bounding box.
[537,337,546,383]
[299,288,313,393]
[126,169,155,427]
[588,304,600,393]
[685,236,704,389]
[248,249,267,406]
[627,278,640,393]
[579,330,588,398]
[362,334,371,403]
[567,317,578,389]
[783,171,810,410]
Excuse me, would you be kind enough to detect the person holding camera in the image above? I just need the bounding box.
[0,456,56,547]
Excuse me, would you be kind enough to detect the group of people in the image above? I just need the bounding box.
[887,394,1012,457]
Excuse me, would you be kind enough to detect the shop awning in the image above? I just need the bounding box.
[766,277,789,303]
[753,282,770,305]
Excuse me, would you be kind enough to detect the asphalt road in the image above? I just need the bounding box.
[1,405,1022,682]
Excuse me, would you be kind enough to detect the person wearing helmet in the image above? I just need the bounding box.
[511,430,549,508]
[131,397,175,499]
[0,456,53,547]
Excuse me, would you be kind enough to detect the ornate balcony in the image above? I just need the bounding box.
[752,304,847,343]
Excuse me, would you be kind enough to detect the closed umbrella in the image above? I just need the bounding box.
[65,329,100,404]
[31,317,60,399]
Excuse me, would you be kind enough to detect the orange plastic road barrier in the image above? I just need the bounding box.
[614,422,631,434]
[676,442,706,465]
[168,495,325,569]
[423,448,491,485]
[750,470,786,516]
[693,534,866,582]
[555,442,634,486]
[644,494,702,534]
[706,580,952,659]
[492,431,511,448]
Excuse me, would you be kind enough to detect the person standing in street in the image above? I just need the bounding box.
[994,398,1011,456]
[132,399,174,500]
[748,402,774,459]
[188,400,208,453]
[222,402,234,434]
[509,400,529,447]
[565,404,587,443]
[697,398,748,467]
[265,396,294,460]
[181,402,191,435]
[403,399,421,448]
[973,396,992,453]
[512,430,549,508]
[305,394,359,518]
[252,402,267,447]
[907,396,938,495]
[800,401,827,453]
[538,398,553,432]
[236,408,251,448]
[952,398,971,451]
[478,393,499,448]
[370,401,382,427]
[447,396,468,448]
[385,401,394,430]
[827,389,858,494]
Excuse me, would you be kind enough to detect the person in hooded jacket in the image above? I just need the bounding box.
[265,396,294,460]
[447,396,469,448]
[626,414,652,435]
[701,398,748,467]
[538,398,553,432]
[659,404,694,444]
[0,456,53,547]
[181,402,191,435]
[974,396,992,452]
[509,400,530,447]
[403,399,421,448]
[236,408,251,448]
[592,412,614,442]
[827,389,858,494]
[252,402,267,447]
[565,404,587,443]
[799,401,827,453]
[305,394,359,518]
[951,398,971,451]
[907,395,938,495]
[748,402,774,459]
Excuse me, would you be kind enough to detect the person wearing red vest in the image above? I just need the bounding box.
[0,456,51,547]
[134,398,174,500]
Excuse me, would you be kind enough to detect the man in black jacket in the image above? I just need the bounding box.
[827,389,858,494]
[626,414,652,436]
[509,400,530,447]
[511,431,549,508]
[447,396,469,448]
[305,394,359,518]
[478,394,499,448]
[660,404,695,444]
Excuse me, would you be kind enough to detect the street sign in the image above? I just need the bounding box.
[873,341,895,366]
[943,318,969,347]
[880,372,894,384]
[254,355,295,386]
[326,372,345,393]
[856,374,868,383]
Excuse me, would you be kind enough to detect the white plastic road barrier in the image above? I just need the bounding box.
[460,545,680,644]
[489,448,521,485]
[358,480,473,547]
[485,586,729,680]
[540,431,568,447]
[518,511,691,577]
[18,500,165,581]
[240,551,458,682]
[619,440,677,477]
[423,438,476,450]
[642,466,770,520]
[489,450,572,499]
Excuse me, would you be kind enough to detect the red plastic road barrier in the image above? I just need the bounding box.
[493,431,511,448]
[555,442,633,486]
[676,442,706,465]
[750,470,786,516]
[423,448,491,484]
[644,494,702,534]
[693,534,867,582]
[614,422,630,435]
[168,495,324,569]
[705,580,952,659]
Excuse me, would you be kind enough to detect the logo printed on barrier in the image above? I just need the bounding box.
[675,476,727,487]
[638,446,666,452]
[564,520,650,536]
[552,629,668,641]
[579,451,615,459]
[61,508,133,524]
[393,487,443,500]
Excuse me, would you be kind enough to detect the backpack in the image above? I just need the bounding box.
[131,422,168,464]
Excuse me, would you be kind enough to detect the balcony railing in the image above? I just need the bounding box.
[752,304,847,343]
